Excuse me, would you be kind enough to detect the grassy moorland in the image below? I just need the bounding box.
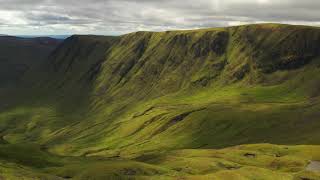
[0,24,320,179]
[0,143,319,179]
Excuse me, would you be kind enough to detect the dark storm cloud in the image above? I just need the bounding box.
[0,0,319,35]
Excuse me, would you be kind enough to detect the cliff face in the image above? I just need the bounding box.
[47,24,320,99]
[1,24,320,157]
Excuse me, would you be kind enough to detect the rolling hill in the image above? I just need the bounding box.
[0,24,320,179]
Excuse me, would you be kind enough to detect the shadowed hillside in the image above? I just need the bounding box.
[0,36,61,88]
[1,24,320,179]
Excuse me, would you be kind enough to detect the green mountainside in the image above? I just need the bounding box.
[1,24,320,179]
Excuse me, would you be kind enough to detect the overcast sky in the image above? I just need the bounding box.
[0,0,319,35]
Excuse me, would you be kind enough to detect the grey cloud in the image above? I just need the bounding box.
[0,0,319,35]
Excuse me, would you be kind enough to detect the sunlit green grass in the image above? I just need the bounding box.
[0,143,320,179]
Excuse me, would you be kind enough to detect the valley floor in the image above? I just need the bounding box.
[0,143,320,180]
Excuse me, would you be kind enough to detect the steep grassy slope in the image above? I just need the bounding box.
[1,24,320,179]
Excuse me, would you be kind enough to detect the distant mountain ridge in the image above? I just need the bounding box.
[7,35,70,39]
